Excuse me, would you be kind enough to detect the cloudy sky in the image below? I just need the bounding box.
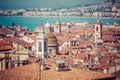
[0,0,107,9]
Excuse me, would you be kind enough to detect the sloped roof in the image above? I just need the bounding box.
[26,34,36,40]
[0,63,114,80]
[41,64,114,80]
[0,63,39,80]
[0,27,14,35]
[56,19,61,25]
[0,46,12,51]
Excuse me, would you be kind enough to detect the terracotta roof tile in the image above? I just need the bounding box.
[28,57,40,63]
[0,60,114,80]
[23,42,35,48]
[0,27,14,35]
[41,64,114,80]
[59,49,69,55]
[26,34,36,40]
[0,46,12,51]
[100,47,108,54]
[0,63,39,80]
[79,41,94,48]
[75,53,87,59]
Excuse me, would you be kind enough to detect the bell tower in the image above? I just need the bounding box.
[36,30,48,58]
[94,19,103,43]
[55,19,61,33]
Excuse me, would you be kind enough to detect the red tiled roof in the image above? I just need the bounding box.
[54,29,94,45]
[28,57,40,63]
[109,43,120,47]
[102,31,114,35]
[23,42,35,48]
[7,37,20,42]
[102,30,120,35]
[0,63,39,80]
[0,27,14,35]
[75,53,87,59]
[0,39,10,46]
[101,54,120,64]
[0,63,114,80]
[26,34,36,40]
[0,37,20,46]
[102,35,120,41]
[78,30,94,33]
[98,64,115,69]
[79,41,94,48]
[0,46,12,51]
[59,49,69,55]
[100,47,108,54]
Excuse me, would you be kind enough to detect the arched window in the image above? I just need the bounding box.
[96,26,98,31]
[39,42,42,52]
[44,41,47,52]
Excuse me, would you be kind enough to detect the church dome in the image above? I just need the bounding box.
[46,33,58,46]
[45,22,50,27]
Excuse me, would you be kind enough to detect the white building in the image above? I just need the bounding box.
[36,30,48,58]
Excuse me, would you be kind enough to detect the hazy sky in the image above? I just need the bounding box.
[0,0,107,9]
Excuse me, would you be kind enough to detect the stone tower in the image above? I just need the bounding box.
[36,30,48,58]
[55,19,61,33]
[94,19,103,43]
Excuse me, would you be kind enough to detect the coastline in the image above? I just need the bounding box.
[0,15,119,32]
[0,16,120,20]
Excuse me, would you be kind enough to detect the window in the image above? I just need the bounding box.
[39,42,42,52]
[5,62,9,69]
[49,49,52,54]
[96,27,98,31]
[44,41,47,52]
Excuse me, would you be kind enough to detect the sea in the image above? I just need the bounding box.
[0,16,120,31]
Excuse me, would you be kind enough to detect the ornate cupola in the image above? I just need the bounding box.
[45,21,53,33]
